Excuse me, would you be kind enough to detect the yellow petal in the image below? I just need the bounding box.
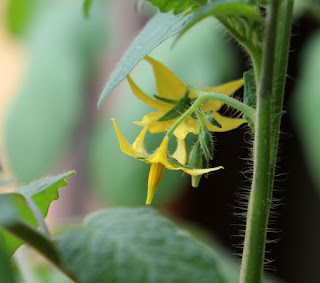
[127,75,170,112]
[206,112,247,132]
[146,136,170,165]
[144,136,223,178]
[203,78,244,95]
[112,119,143,158]
[132,127,148,155]
[172,138,187,165]
[202,78,244,111]
[182,166,224,176]
[135,111,174,133]
[136,112,199,139]
[145,56,186,100]
[173,116,199,139]
[146,163,165,205]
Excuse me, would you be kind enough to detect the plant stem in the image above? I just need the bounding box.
[191,87,256,121]
[166,89,255,138]
[269,0,294,195]
[239,0,281,282]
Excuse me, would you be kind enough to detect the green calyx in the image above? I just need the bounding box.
[157,89,192,121]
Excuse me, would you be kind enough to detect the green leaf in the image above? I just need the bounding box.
[0,171,75,257]
[294,31,320,198]
[5,1,107,184]
[0,198,60,269]
[83,0,93,18]
[0,216,16,283]
[177,0,263,61]
[146,0,208,14]
[98,11,194,107]
[243,69,256,130]
[0,247,15,283]
[56,207,226,282]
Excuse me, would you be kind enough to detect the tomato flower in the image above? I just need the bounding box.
[128,56,246,139]
[112,119,223,204]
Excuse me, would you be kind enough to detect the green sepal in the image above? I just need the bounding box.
[158,90,191,121]
[187,141,210,187]
[199,127,214,160]
[154,95,178,105]
[187,141,202,168]
[188,142,202,187]
[167,156,193,169]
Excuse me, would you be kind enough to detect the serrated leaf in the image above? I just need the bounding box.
[0,198,60,268]
[178,1,263,61]
[146,0,208,14]
[0,171,75,257]
[56,207,226,283]
[98,12,194,107]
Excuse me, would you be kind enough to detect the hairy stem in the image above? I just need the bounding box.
[240,0,281,282]
[269,0,294,196]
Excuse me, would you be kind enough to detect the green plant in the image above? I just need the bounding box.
[3,0,320,282]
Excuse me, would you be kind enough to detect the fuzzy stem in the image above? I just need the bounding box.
[190,87,256,121]
[239,0,280,282]
[166,89,255,138]
[269,0,294,196]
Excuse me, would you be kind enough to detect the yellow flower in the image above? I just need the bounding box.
[127,56,246,139]
[112,119,223,204]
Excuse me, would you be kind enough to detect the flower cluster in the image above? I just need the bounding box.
[113,56,246,204]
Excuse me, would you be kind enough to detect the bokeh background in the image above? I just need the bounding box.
[1,0,320,282]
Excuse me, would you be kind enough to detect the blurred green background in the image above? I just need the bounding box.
[1,0,320,282]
